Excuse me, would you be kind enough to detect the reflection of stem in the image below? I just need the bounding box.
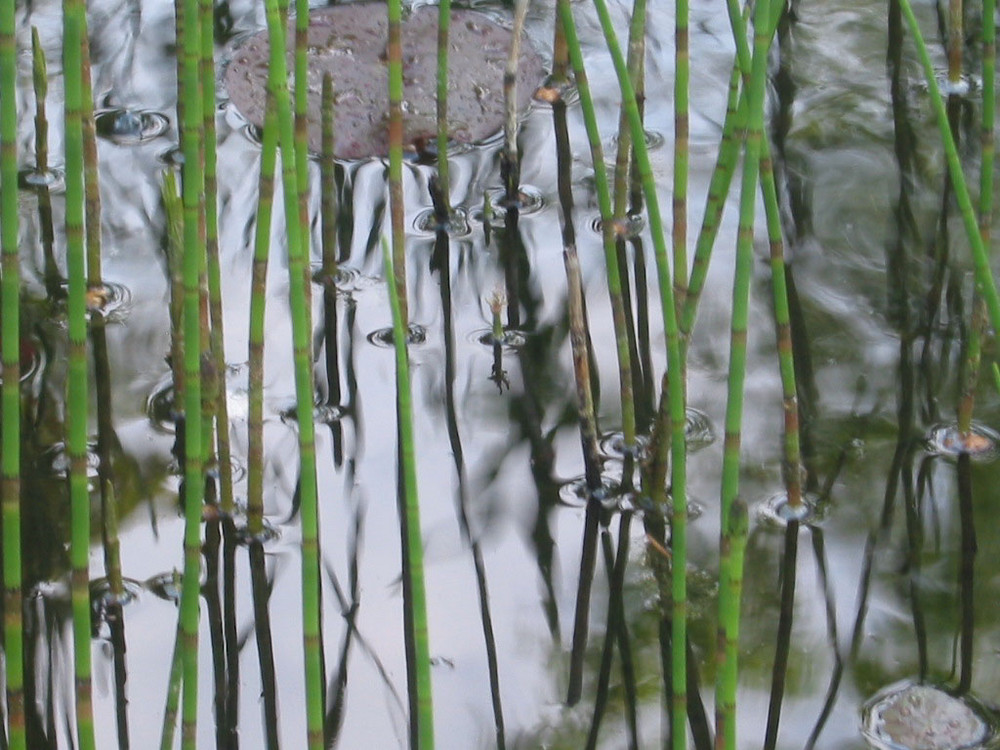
[92,321,124,596]
[762,521,798,750]
[436,228,506,748]
[109,603,130,749]
[955,453,976,694]
[249,542,280,750]
[585,515,638,750]
[803,527,845,750]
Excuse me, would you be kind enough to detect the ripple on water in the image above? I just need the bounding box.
[311,265,381,293]
[413,207,472,238]
[755,491,820,528]
[598,408,716,460]
[925,422,1000,462]
[483,184,546,218]
[861,681,998,750]
[590,212,646,240]
[95,108,170,145]
[280,402,347,426]
[18,167,64,192]
[473,328,529,350]
[367,323,427,348]
[558,475,629,510]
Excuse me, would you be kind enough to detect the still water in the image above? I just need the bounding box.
[8,0,1000,747]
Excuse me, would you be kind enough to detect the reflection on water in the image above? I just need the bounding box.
[6,0,1000,747]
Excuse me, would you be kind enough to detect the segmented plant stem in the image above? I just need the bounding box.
[716,498,748,750]
[383,239,435,750]
[262,0,324,743]
[248,90,278,539]
[436,0,451,207]
[178,0,207,740]
[898,0,1000,342]
[558,4,636,457]
[502,0,528,204]
[63,0,96,746]
[387,0,407,324]
[715,1,770,746]
[1,0,24,746]
[584,0,689,745]
[199,0,235,515]
[673,0,689,316]
[959,0,994,434]
[611,0,646,220]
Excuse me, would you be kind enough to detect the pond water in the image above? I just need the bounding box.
[8,0,1000,747]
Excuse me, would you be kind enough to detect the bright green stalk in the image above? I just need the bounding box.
[558,4,636,461]
[681,0,778,342]
[248,91,279,539]
[715,497,748,750]
[898,0,1000,341]
[715,0,770,746]
[293,0,311,316]
[673,0,689,316]
[262,0,323,744]
[200,0,234,514]
[680,61,742,345]
[583,1,689,745]
[1,0,24,745]
[387,0,407,324]
[178,0,207,740]
[64,0,96,746]
[383,238,434,750]
[436,0,452,209]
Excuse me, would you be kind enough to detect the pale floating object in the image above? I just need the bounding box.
[224,3,546,160]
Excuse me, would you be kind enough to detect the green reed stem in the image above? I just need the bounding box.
[321,75,337,278]
[673,0,689,316]
[584,1,689,745]
[899,0,1000,343]
[502,0,528,204]
[1,0,24,745]
[558,3,636,459]
[63,0,96,746]
[31,28,47,172]
[387,0,407,324]
[159,601,184,750]
[564,244,603,488]
[262,0,323,743]
[178,0,207,740]
[610,0,646,220]
[436,0,451,208]
[958,0,996,435]
[383,238,434,750]
[248,91,278,539]
[681,0,780,343]
[715,497,748,750]
[948,0,962,84]
[294,0,311,317]
[715,0,770,746]
[199,0,234,514]
[81,22,101,285]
